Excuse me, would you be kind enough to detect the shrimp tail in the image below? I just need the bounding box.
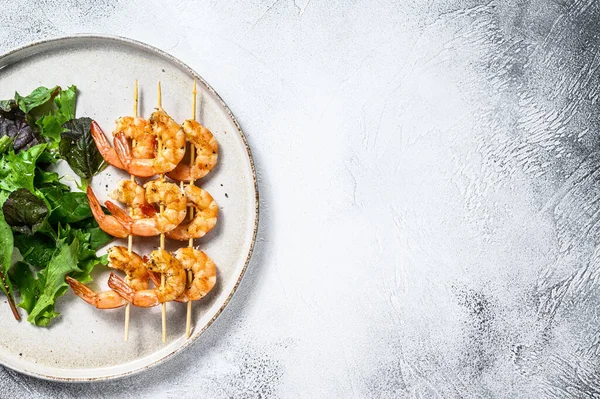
[113,132,131,167]
[105,201,133,227]
[107,272,135,302]
[66,276,127,309]
[167,165,192,182]
[66,276,96,306]
[91,121,125,169]
[148,270,162,287]
[86,187,129,238]
[86,187,104,220]
[114,132,155,177]
[140,203,157,217]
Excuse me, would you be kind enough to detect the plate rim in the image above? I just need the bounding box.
[0,34,259,383]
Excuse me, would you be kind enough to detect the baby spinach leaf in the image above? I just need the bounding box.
[39,187,92,224]
[2,188,49,235]
[13,232,56,269]
[14,86,59,114]
[59,117,105,185]
[34,168,68,190]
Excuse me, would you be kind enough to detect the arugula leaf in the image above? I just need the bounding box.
[59,117,105,185]
[0,143,47,193]
[40,187,92,224]
[14,86,59,114]
[2,189,49,235]
[26,237,80,326]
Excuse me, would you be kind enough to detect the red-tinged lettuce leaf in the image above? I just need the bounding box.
[0,100,42,153]
[59,117,106,185]
[2,188,50,236]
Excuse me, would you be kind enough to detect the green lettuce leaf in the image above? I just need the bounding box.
[35,86,76,144]
[0,143,46,194]
[0,211,19,320]
[0,136,12,154]
[14,86,59,114]
[70,217,113,250]
[59,225,106,283]
[11,261,37,314]
[26,237,80,326]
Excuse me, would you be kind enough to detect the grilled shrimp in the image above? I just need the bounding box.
[107,246,150,291]
[167,120,218,181]
[87,186,131,238]
[109,180,155,219]
[108,249,186,307]
[66,246,150,309]
[116,116,156,159]
[114,108,185,177]
[105,179,187,236]
[165,185,218,240]
[173,248,217,302]
[91,118,155,170]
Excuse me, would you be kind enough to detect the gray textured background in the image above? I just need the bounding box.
[1,0,599,398]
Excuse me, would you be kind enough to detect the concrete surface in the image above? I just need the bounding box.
[1,0,600,397]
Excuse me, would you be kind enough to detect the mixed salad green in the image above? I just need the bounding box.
[0,85,112,326]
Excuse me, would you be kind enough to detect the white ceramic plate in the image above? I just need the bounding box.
[0,35,258,381]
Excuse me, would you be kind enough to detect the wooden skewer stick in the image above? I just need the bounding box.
[158,81,167,343]
[124,80,139,342]
[185,80,198,339]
